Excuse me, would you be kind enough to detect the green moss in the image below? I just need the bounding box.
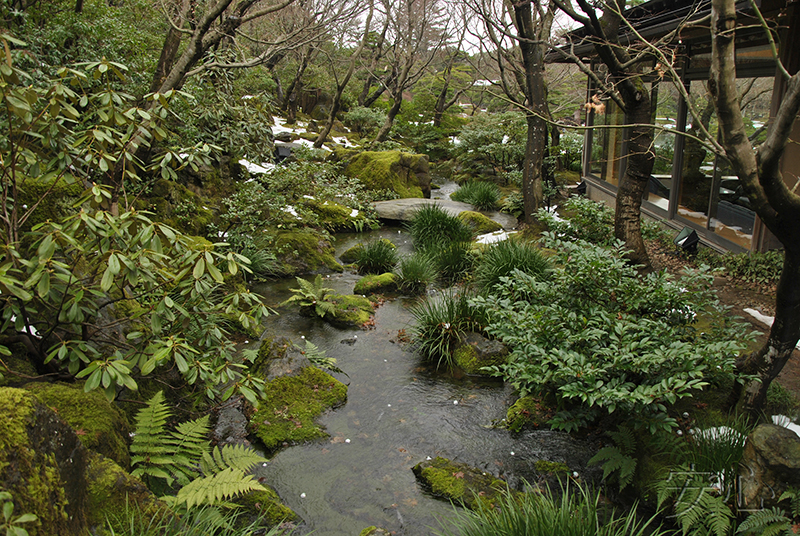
[412,456,509,511]
[337,149,430,198]
[251,336,291,376]
[24,382,131,469]
[534,460,569,474]
[452,335,508,376]
[303,199,366,232]
[359,526,391,536]
[251,367,347,450]
[328,294,374,327]
[17,174,84,232]
[458,211,503,234]
[505,395,551,432]
[0,388,72,535]
[274,229,343,275]
[84,452,167,532]
[235,488,297,527]
[353,273,399,295]
[0,347,38,387]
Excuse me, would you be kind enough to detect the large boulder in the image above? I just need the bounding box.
[452,332,508,376]
[412,456,511,510]
[274,229,343,275]
[739,424,800,509]
[333,149,431,198]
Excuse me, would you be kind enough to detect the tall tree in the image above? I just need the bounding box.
[553,0,657,268]
[709,0,800,416]
[470,0,556,222]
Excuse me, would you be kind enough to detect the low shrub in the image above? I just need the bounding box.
[537,196,614,245]
[476,236,753,433]
[355,240,399,274]
[395,253,438,294]
[474,239,551,292]
[696,247,784,287]
[406,204,473,252]
[410,290,487,369]
[451,181,502,211]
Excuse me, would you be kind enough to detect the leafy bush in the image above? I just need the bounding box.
[436,481,666,536]
[406,204,473,251]
[395,253,438,294]
[474,239,552,292]
[537,196,615,245]
[355,240,399,274]
[476,236,752,432]
[696,248,784,287]
[455,112,527,175]
[500,191,525,219]
[411,291,487,368]
[450,181,502,211]
[554,130,584,172]
[343,106,387,137]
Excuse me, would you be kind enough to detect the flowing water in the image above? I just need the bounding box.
[250,227,599,536]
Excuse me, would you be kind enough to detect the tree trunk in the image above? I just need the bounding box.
[614,96,653,267]
[373,90,403,143]
[733,248,800,416]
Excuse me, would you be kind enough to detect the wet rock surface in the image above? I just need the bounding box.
[739,424,800,509]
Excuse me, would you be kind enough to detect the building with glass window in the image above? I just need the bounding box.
[555,0,799,252]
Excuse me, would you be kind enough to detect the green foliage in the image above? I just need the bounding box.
[736,489,800,535]
[355,240,399,274]
[410,290,487,369]
[500,191,525,219]
[696,248,784,287]
[104,503,288,536]
[537,196,615,246]
[394,253,438,294]
[435,481,667,536]
[300,339,347,377]
[477,236,752,432]
[406,204,473,251]
[454,112,527,176]
[281,275,337,318]
[130,392,267,506]
[450,181,502,211]
[0,491,37,536]
[474,239,552,293]
[555,131,584,172]
[589,426,639,491]
[655,471,734,536]
[434,241,474,283]
[343,106,387,137]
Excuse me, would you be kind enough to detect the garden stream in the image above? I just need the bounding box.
[249,226,600,535]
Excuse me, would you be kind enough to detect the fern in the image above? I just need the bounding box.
[176,468,266,509]
[301,339,348,377]
[130,392,268,509]
[281,275,337,318]
[588,425,638,491]
[736,508,791,535]
[656,470,733,536]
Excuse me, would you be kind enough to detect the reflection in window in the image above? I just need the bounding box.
[589,99,624,186]
[647,82,679,211]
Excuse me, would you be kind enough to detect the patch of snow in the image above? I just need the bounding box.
[282,205,300,218]
[773,415,800,437]
[239,159,275,175]
[350,209,359,218]
[303,195,315,200]
[476,230,517,244]
[9,315,39,338]
[332,136,357,148]
[242,95,254,100]
[502,135,510,144]
[451,136,461,146]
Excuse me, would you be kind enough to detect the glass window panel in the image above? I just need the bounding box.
[589,99,624,186]
[677,80,715,228]
[646,82,680,211]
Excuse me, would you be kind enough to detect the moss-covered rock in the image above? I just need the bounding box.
[353,273,399,296]
[251,367,347,450]
[84,452,168,532]
[359,527,392,536]
[505,395,552,432]
[452,332,508,376]
[0,387,89,535]
[533,460,569,475]
[0,345,38,387]
[234,487,298,528]
[458,211,503,234]
[302,198,367,232]
[274,229,343,275]
[412,456,511,511]
[134,179,216,236]
[334,149,431,198]
[327,293,374,328]
[17,174,84,233]
[23,382,131,469]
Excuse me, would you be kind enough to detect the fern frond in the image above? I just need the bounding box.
[200,444,267,475]
[130,391,170,454]
[168,415,211,464]
[778,487,800,517]
[609,425,637,455]
[176,467,266,509]
[736,507,790,535]
[589,446,637,491]
[315,300,337,318]
[700,491,733,536]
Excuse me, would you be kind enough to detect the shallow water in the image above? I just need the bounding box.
[251,229,598,535]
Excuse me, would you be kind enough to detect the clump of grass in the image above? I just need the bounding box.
[395,253,437,294]
[355,239,399,274]
[435,241,474,283]
[410,290,486,368]
[406,204,473,252]
[451,181,502,211]
[435,481,666,536]
[474,239,551,292]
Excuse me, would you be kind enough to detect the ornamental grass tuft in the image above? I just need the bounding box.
[474,239,551,292]
[395,253,437,294]
[406,204,473,252]
[355,239,399,274]
[451,181,502,211]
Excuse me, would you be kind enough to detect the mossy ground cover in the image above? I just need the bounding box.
[457,211,503,234]
[353,273,399,296]
[412,456,511,511]
[338,149,430,198]
[24,382,132,468]
[274,229,343,275]
[251,367,347,450]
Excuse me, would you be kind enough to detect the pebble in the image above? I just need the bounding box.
[300,493,306,498]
